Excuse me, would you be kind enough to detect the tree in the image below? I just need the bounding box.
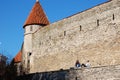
[4,59,17,80]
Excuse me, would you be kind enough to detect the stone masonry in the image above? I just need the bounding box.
[16,65,120,80]
[22,0,120,73]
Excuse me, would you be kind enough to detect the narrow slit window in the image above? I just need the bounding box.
[80,25,82,31]
[97,19,99,26]
[113,14,115,20]
[28,60,30,63]
[39,42,41,46]
[64,31,66,36]
[30,26,33,31]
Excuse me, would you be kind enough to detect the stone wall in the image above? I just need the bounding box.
[30,0,120,73]
[16,65,120,80]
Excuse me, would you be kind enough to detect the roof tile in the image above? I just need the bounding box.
[14,51,22,63]
[23,2,49,28]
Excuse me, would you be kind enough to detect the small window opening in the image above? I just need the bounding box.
[113,14,115,20]
[64,31,66,36]
[28,60,30,63]
[97,19,99,26]
[30,26,33,31]
[80,25,82,31]
[23,60,25,64]
[29,53,32,56]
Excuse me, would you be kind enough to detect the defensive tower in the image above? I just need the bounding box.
[22,0,49,73]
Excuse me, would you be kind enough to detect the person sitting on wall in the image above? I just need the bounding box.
[85,60,90,68]
[75,60,81,68]
[81,63,86,67]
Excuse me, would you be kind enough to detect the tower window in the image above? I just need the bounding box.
[28,60,30,63]
[29,52,32,56]
[30,26,33,31]
[97,19,99,26]
[23,60,25,64]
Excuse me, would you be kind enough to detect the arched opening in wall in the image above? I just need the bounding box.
[97,19,99,26]
[113,14,115,20]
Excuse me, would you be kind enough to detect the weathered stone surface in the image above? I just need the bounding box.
[16,65,120,80]
[22,0,120,73]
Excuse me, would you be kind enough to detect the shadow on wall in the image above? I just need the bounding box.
[16,69,68,80]
[16,60,91,80]
[16,64,120,80]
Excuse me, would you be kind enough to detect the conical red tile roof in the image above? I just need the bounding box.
[23,1,49,28]
[14,51,22,63]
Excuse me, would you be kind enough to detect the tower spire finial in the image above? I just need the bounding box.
[36,0,39,2]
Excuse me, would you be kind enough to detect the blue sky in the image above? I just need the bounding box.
[0,0,108,60]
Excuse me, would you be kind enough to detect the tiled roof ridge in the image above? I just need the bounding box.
[14,51,22,63]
